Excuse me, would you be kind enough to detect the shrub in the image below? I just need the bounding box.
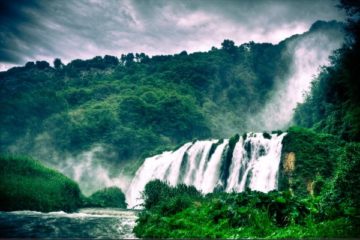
[142,180,173,209]
[142,180,201,210]
[134,182,337,238]
[320,143,360,219]
[280,127,343,196]
[86,187,127,208]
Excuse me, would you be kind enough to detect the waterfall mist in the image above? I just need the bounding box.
[8,133,131,196]
[246,24,344,131]
[56,146,131,196]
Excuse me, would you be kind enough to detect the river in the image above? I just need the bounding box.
[0,208,138,238]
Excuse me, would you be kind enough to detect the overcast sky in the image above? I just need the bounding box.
[0,0,345,71]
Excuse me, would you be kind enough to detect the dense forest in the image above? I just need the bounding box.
[0,20,342,180]
[294,3,360,142]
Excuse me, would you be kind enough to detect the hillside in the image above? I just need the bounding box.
[0,154,82,212]
[1,1,359,238]
[0,21,343,187]
[294,14,360,142]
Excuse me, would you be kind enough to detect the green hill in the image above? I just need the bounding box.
[0,21,343,177]
[0,154,82,212]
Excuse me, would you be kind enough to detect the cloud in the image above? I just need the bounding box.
[0,0,345,69]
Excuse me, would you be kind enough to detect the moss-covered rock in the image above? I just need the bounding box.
[219,134,240,188]
[208,139,224,160]
[279,127,344,196]
[263,132,272,139]
[0,154,82,212]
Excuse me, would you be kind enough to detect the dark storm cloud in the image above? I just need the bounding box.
[0,0,43,62]
[0,0,345,70]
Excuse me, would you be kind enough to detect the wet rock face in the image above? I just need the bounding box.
[306,180,315,196]
[283,152,296,173]
[278,152,296,192]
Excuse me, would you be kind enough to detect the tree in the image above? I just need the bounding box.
[294,0,360,141]
[103,55,119,66]
[135,53,150,63]
[121,53,135,66]
[221,39,236,53]
[179,51,188,56]
[89,56,105,69]
[35,61,50,69]
[25,61,35,68]
[125,53,135,65]
[53,58,64,70]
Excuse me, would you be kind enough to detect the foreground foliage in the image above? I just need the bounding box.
[134,179,360,238]
[134,126,360,238]
[85,187,127,208]
[0,154,82,212]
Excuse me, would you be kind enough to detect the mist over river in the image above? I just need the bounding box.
[0,208,137,238]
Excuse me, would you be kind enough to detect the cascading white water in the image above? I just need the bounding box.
[225,133,285,193]
[126,132,286,208]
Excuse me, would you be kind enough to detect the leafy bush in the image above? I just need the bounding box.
[142,180,201,210]
[85,187,127,208]
[280,126,344,196]
[320,143,360,220]
[134,181,357,238]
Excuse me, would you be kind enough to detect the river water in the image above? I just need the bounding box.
[0,208,138,238]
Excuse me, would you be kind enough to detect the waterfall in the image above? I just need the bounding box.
[126,132,286,208]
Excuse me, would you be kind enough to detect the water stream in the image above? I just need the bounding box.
[0,208,138,238]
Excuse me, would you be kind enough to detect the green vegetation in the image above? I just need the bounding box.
[0,21,341,174]
[278,2,360,236]
[0,154,82,212]
[0,154,130,211]
[321,143,360,220]
[133,121,360,238]
[0,1,358,238]
[294,1,360,142]
[279,127,360,230]
[0,38,289,170]
[279,126,344,196]
[134,123,360,238]
[85,187,127,208]
[134,180,359,238]
[141,180,201,211]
